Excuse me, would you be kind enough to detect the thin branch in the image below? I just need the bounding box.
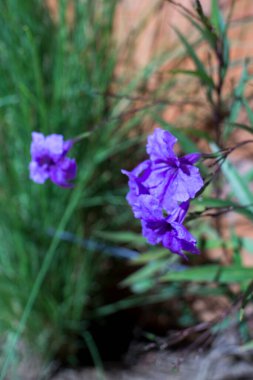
[165,0,199,21]
[83,88,206,107]
[187,202,253,221]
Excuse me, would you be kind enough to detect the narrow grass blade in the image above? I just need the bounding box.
[173,27,215,88]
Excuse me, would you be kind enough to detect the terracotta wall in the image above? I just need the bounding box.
[116,1,253,79]
[115,0,208,66]
[45,1,253,73]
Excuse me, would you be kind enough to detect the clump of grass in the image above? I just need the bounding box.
[0,0,183,374]
[0,0,148,372]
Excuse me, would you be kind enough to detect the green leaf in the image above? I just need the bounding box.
[161,265,253,284]
[211,0,229,79]
[224,122,253,135]
[121,260,168,287]
[224,64,248,137]
[221,160,253,212]
[231,228,243,266]
[244,169,253,182]
[0,95,18,108]
[173,27,215,88]
[222,32,230,76]
[241,281,253,309]
[193,197,253,221]
[94,231,146,247]
[211,0,219,32]
[190,3,217,49]
[243,97,253,126]
[240,340,253,352]
[210,143,253,219]
[94,288,179,317]
[132,248,171,264]
[171,69,209,79]
[242,238,253,253]
[204,239,232,250]
[211,0,225,35]
[193,197,235,208]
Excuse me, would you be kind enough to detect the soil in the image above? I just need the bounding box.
[11,328,253,380]
[51,332,253,380]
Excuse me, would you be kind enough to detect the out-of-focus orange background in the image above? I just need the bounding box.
[45,0,253,265]
[45,1,253,68]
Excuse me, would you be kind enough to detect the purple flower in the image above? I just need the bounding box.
[147,128,203,205]
[122,159,178,217]
[29,132,77,188]
[121,160,152,218]
[122,128,202,258]
[139,196,199,258]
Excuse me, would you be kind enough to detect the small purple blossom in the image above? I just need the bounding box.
[29,132,77,188]
[147,128,203,205]
[122,128,203,258]
[139,196,199,258]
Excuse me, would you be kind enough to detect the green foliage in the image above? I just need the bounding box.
[0,0,174,373]
[123,0,253,348]
[161,265,253,283]
[1,0,253,375]
[173,27,215,88]
[0,0,118,370]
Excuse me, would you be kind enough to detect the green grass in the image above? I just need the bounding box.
[0,0,184,374]
[0,0,159,373]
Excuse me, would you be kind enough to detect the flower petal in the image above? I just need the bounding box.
[171,166,203,201]
[138,195,163,221]
[29,161,49,184]
[31,132,47,161]
[171,222,199,254]
[162,232,186,257]
[147,128,177,162]
[49,157,77,188]
[45,134,65,162]
[180,153,201,165]
[122,160,152,218]
[167,201,189,223]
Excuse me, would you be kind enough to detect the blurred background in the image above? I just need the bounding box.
[1,1,253,379]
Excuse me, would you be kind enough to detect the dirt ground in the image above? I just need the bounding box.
[52,343,253,380]
[12,329,253,380]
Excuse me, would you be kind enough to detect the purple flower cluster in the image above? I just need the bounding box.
[29,132,77,188]
[122,128,203,258]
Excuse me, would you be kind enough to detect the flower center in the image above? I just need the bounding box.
[38,155,54,166]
